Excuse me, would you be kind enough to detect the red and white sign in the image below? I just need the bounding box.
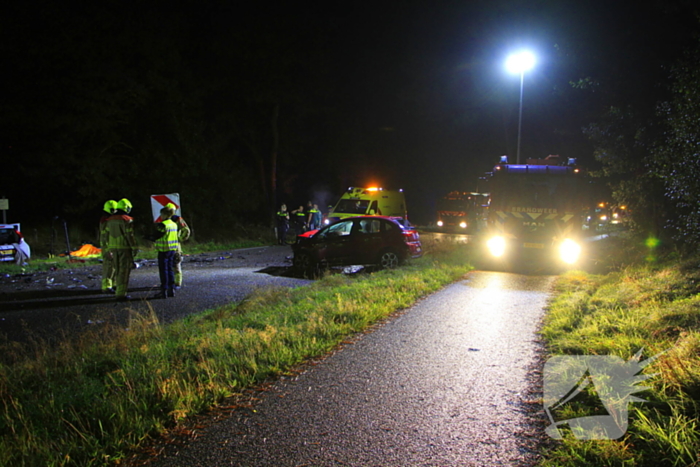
[150,193,181,222]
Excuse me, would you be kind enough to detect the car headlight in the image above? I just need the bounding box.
[559,238,581,264]
[437,220,444,227]
[487,236,506,258]
[459,221,467,229]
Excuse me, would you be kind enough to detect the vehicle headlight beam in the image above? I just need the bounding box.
[559,238,581,264]
[487,236,507,258]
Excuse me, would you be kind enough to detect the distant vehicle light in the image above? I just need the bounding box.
[559,239,581,264]
[600,215,608,221]
[436,220,444,227]
[459,221,467,229]
[487,236,506,258]
[323,219,331,225]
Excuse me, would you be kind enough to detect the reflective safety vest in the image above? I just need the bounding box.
[155,219,179,252]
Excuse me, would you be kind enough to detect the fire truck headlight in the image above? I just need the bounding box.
[437,220,444,227]
[559,239,581,264]
[459,221,467,229]
[487,236,506,258]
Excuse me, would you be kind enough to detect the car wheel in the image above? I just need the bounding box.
[294,252,318,278]
[377,249,400,269]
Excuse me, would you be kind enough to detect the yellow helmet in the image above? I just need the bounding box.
[103,200,118,214]
[117,198,133,213]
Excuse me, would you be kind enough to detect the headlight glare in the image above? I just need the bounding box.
[487,236,506,258]
[559,238,581,264]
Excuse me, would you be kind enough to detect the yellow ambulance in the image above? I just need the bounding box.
[325,187,408,225]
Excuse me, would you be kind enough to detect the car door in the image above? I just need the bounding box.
[313,219,355,266]
[350,218,384,264]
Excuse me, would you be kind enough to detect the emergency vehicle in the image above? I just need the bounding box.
[482,155,589,265]
[0,223,31,263]
[436,191,489,232]
[325,187,407,225]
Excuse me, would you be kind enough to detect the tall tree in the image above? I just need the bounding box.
[652,40,700,245]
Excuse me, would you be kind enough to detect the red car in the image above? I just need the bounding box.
[292,216,422,277]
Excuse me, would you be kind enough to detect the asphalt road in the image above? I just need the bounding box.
[140,270,555,467]
[0,245,309,345]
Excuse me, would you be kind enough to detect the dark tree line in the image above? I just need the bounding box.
[568,2,700,250]
[1,2,341,239]
[4,0,700,251]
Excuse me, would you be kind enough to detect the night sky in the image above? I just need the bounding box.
[3,0,699,229]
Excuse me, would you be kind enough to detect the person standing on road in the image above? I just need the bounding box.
[165,203,190,289]
[276,204,289,244]
[99,200,118,294]
[105,198,138,301]
[308,203,322,230]
[292,205,306,233]
[152,206,180,299]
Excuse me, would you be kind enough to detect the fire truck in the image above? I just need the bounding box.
[436,191,488,232]
[482,155,589,265]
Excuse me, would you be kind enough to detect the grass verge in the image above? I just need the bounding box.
[539,252,700,466]
[0,239,472,466]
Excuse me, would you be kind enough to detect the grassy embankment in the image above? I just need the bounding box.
[540,236,700,466]
[0,238,473,466]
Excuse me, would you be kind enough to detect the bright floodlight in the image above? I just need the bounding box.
[505,51,535,74]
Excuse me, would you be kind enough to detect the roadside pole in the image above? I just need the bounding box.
[0,197,8,224]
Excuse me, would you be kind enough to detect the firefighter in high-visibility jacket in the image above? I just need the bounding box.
[105,198,138,300]
[153,206,180,299]
[100,200,118,293]
[165,203,190,289]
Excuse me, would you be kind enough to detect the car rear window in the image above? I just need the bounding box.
[0,228,20,245]
[383,221,400,233]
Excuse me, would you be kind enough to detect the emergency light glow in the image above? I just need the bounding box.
[437,220,444,227]
[459,221,467,229]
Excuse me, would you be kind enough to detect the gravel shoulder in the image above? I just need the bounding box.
[0,245,308,344]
